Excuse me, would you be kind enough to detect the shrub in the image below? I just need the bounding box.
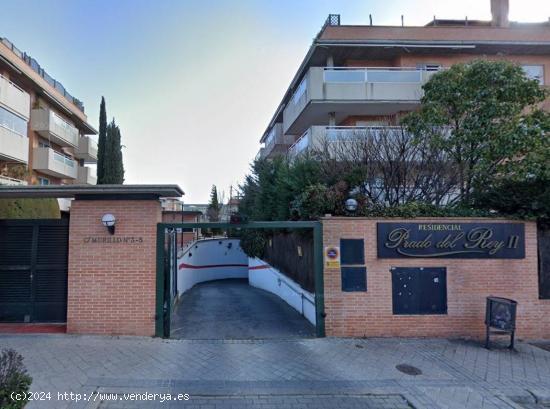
[239,230,268,258]
[358,201,495,218]
[0,349,32,409]
[0,198,60,219]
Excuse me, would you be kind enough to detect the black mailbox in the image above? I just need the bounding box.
[485,296,517,349]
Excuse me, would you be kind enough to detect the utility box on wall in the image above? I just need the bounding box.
[340,239,366,292]
[391,267,447,315]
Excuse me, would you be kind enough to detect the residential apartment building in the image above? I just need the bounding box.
[257,0,550,160]
[0,37,97,188]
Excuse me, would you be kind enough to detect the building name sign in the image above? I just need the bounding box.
[83,236,144,244]
[377,223,525,259]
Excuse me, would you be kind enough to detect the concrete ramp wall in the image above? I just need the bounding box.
[177,238,248,295]
[248,257,316,326]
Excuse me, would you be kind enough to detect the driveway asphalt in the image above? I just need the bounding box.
[170,279,315,339]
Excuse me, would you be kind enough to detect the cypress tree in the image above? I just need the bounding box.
[96,97,107,184]
[102,119,125,184]
[112,123,125,184]
[208,185,220,221]
[207,185,221,235]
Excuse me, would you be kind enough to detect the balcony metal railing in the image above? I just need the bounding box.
[0,37,85,113]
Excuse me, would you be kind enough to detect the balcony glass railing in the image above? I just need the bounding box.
[52,150,75,168]
[323,67,429,84]
[89,139,98,157]
[51,111,79,142]
[265,127,276,147]
[288,129,311,157]
[0,106,27,136]
[291,77,307,106]
[325,126,403,141]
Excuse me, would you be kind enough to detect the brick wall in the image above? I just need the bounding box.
[67,200,161,336]
[322,217,550,340]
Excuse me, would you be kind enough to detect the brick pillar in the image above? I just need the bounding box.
[67,200,161,336]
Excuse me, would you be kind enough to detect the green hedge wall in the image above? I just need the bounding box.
[0,198,60,219]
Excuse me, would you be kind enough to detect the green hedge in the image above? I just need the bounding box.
[0,198,60,219]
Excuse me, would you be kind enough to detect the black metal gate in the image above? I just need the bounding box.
[0,219,69,323]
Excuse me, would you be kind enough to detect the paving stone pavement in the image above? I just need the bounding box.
[1,334,550,409]
[95,392,412,409]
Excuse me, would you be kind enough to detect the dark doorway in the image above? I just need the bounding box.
[0,219,69,323]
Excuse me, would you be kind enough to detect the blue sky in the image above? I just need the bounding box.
[1,0,548,202]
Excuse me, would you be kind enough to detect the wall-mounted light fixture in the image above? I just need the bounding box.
[345,198,358,213]
[101,213,116,235]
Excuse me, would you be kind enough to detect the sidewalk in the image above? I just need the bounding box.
[1,334,549,408]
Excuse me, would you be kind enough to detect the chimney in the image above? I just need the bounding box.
[491,0,509,27]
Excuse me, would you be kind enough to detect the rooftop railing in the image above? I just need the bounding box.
[1,37,85,113]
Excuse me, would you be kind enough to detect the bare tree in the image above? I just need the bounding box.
[309,126,459,207]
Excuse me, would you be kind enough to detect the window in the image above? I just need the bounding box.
[340,239,366,292]
[0,106,27,137]
[38,177,50,186]
[522,65,544,84]
[391,267,447,315]
[38,141,50,148]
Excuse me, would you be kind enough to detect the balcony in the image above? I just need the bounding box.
[76,166,97,185]
[288,126,405,158]
[262,123,294,159]
[0,126,29,163]
[0,74,30,120]
[283,67,437,135]
[31,108,79,148]
[0,175,27,186]
[32,147,77,179]
[255,147,265,161]
[74,135,98,163]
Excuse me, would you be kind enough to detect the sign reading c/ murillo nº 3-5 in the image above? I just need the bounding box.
[377,222,525,259]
